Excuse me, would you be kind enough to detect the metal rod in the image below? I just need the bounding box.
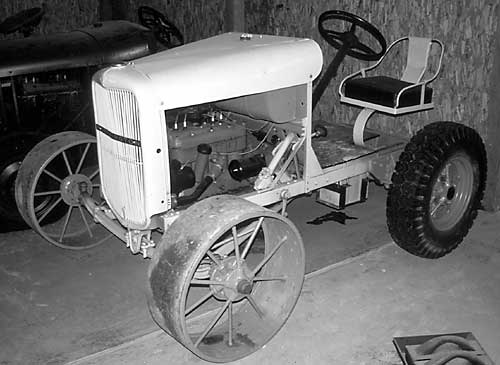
[75,143,91,174]
[228,301,233,346]
[42,169,62,183]
[34,190,60,197]
[194,300,230,347]
[312,45,349,110]
[185,291,213,317]
[252,236,287,275]
[206,251,222,266]
[190,279,230,286]
[62,151,73,175]
[78,205,93,238]
[241,217,264,259]
[253,276,287,282]
[232,226,241,263]
[38,196,63,223]
[58,206,73,242]
[246,295,265,319]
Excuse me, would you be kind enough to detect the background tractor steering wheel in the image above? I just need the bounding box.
[138,6,184,48]
[318,10,386,61]
[0,7,44,37]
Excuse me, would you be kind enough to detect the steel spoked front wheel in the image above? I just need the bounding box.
[148,195,305,362]
[15,131,111,249]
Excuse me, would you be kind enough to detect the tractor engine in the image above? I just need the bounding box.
[165,107,267,200]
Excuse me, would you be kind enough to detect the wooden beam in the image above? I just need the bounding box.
[483,8,500,211]
[224,0,245,32]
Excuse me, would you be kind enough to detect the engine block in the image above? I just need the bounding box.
[168,119,247,162]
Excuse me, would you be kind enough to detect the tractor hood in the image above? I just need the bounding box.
[94,32,323,110]
[0,21,156,77]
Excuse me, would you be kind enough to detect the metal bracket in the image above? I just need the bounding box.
[353,108,375,146]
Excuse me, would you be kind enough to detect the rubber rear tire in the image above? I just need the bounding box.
[387,121,487,259]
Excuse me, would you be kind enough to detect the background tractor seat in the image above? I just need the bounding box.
[339,36,444,115]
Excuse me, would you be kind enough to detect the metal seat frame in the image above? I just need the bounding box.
[339,36,444,146]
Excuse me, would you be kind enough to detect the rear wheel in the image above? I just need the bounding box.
[15,131,111,249]
[0,132,46,232]
[148,195,305,362]
[387,122,487,258]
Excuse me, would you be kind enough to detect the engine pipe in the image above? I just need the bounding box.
[194,143,212,185]
[176,175,214,206]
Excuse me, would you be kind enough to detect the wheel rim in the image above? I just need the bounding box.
[429,152,475,232]
[149,196,305,362]
[182,214,303,361]
[21,134,111,249]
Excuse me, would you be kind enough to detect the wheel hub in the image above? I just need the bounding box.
[210,256,254,301]
[60,174,93,205]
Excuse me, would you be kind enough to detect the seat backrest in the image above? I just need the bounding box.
[401,37,433,83]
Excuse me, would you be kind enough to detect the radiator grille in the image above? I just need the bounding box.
[94,85,147,227]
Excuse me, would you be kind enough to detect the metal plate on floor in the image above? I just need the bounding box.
[393,332,494,365]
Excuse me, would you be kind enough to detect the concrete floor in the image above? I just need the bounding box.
[1,186,499,364]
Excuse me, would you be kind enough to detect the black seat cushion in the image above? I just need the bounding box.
[344,76,433,108]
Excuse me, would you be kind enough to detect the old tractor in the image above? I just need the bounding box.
[0,6,182,231]
[15,10,486,362]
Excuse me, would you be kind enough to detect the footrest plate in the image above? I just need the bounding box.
[393,332,494,365]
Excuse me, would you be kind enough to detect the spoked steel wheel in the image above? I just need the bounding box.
[15,131,111,249]
[148,195,305,362]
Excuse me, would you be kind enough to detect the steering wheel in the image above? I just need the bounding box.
[318,10,386,61]
[138,6,184,48]
[0,7,44,37]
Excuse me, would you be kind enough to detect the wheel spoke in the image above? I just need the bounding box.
[231,226,241,263]
[58,206,74,242]
[252,236,287,276]
[42,169,62,183]
[353,41,375,55]
[87,168,99,181]
[246,295,265,319]
[62,151,73,175]
[228,301,233,346]
[349,22,356,34]
[206,250,221,266]
[253,276,287,282]
[185,291,214,317]
[190,279,230,286]
[34,190,60,197]
[194,300,231,348]
[211,222,256,252]
[38,196,63,223]
[242,217,264,259]
[75,143,91,174]
[78,205,93,238]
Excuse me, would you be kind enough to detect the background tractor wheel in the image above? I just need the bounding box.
[387,121,487,258]
[15,131,111,249]
[0,132,46,232]
[148,195,305,362]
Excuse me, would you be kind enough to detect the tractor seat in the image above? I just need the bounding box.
[339,36,444,115]
[343,75,433,109]
[338,36,444,146]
